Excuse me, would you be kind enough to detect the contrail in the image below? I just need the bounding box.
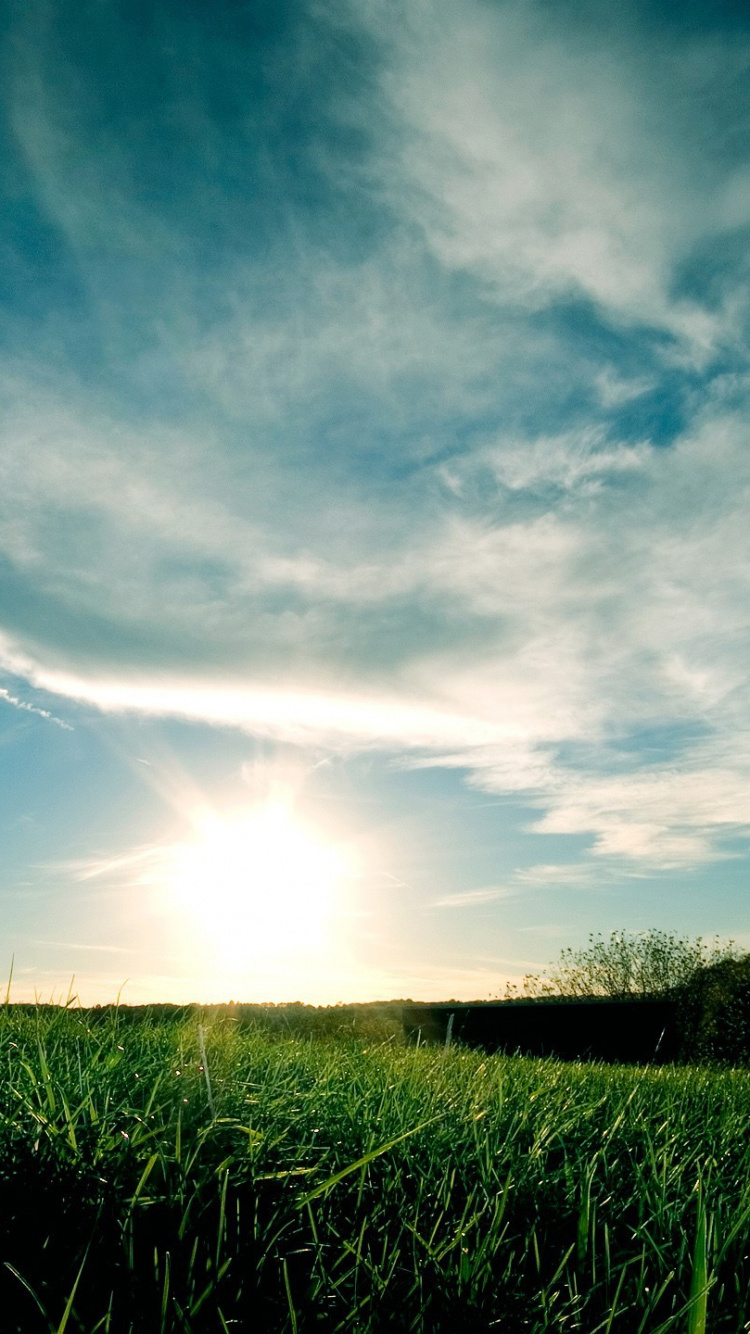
[0,686,73,730]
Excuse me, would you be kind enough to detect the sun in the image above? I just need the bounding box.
[168,802,350,970]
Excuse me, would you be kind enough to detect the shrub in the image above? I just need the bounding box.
[516,929,738,1001]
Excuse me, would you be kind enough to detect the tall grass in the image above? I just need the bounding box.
[1,1004,749,1331]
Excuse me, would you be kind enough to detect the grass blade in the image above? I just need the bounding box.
[298,1115,443,1206]
[687,1190,709,1334]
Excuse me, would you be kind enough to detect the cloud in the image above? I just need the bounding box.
[5,383,750,869]
[514,864,599,888]
[47,847,172,885]
[31,940,137,954]
[0,685,72,729]
[594,368,657,409]
[356,0,750,359]
[441,428,650,497]
[3,0,750,879]
[431,886,513,909]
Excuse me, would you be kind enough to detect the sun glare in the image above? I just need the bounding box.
[167,802,350,971]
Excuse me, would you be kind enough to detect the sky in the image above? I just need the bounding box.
[2,0,750,1004]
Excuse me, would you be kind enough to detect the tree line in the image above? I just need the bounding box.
[509,929,750,1063]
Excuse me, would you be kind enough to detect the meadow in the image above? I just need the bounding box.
[1,1004,749,1332]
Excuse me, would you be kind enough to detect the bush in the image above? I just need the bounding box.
[516,930,739,1001]
[514,930,750,1064]
[680,954,750,1063]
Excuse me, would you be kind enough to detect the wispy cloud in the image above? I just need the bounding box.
[31,940,138,955]
[358,0,750,359]
[46,847,172,885]
[431,885,513,910]
[0,685,72,729]
[5,390,750,869]
[514,865,599,888]
[2,0,750,890]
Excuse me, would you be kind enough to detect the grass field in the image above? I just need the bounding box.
[1,1005,749,1332]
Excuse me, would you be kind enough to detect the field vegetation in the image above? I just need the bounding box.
[514,930,737,1001]
[2,1002,750,1332]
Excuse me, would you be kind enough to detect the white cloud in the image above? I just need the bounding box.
[5,375,750,870]
[356,0,750,358]
[3,0,750,884]
[514,864,598,887]
[5,383,750,868]
[594,368,656,409]
[0,686,71,729]
[452,429,650,495]
[431,885,512,909]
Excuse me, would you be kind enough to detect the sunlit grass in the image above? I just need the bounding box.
[1,1004,748,1330]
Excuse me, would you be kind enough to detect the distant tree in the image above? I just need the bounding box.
[514,930,739,1001]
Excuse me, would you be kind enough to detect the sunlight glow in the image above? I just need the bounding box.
[167,802,351,970]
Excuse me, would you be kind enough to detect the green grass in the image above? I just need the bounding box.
[1,1005,749,1331]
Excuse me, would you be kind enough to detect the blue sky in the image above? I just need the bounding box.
[2,0,750,1002]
